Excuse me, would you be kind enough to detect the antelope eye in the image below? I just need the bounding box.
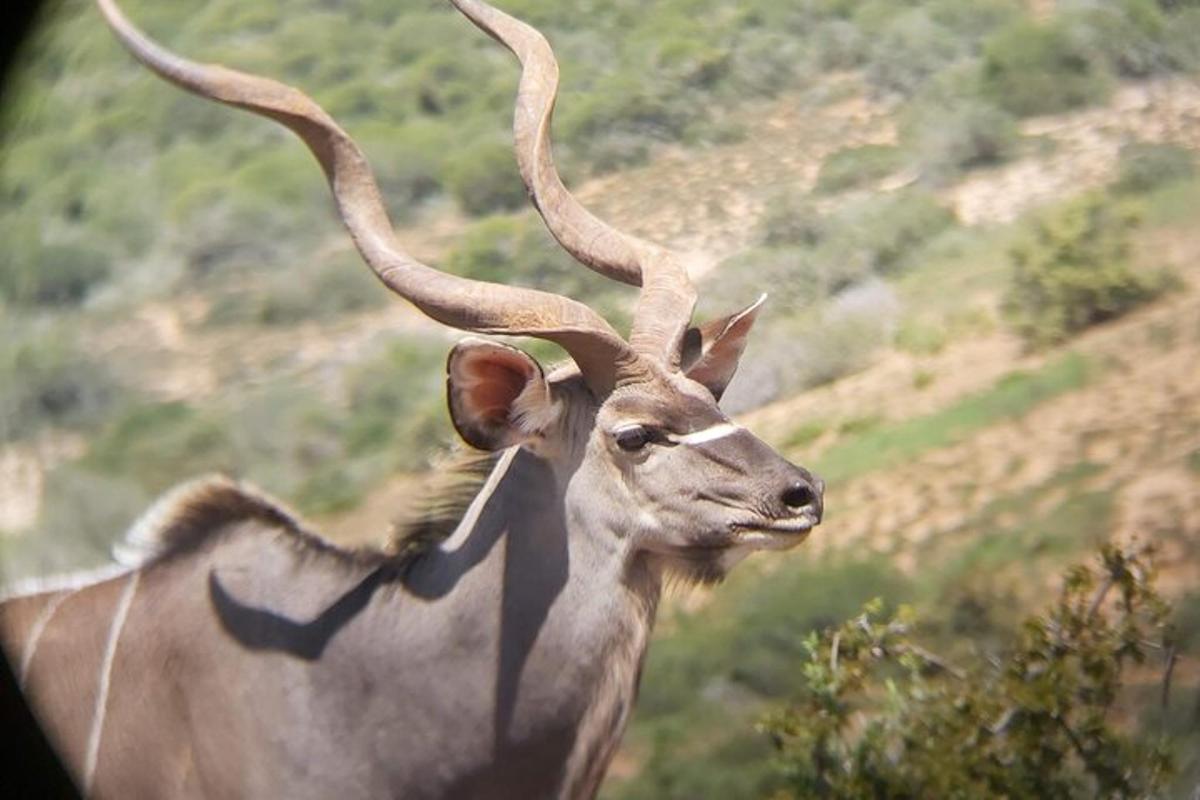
[614,425,655,452]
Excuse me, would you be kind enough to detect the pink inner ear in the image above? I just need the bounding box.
[461,352,533,424]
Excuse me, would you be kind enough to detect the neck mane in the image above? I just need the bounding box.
[386,448,504,558]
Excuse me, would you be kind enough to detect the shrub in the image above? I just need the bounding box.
[813,19,868,70]
[0,326,123,443]
[712,190,955,342]
[358,119,447,216]
[0,242,112,306]
[758,193,827,248]
[1112,141,1196,195]
[205,252,386,327]
[864,10,963,97]
[910,101,1019,184]
[82,401,237,494]
[343,337,451,471]
[815,144,906,194]
[761,543,1176,799]
[1,467,150,582]
[606,556,913,800]
[926,0,1023,40]
[556,73,691,173]
[1078,0,1172,78]
[445,139,527,217]
[822,189,956,277]
[403,48,498,118]
[1004,194,1174,347]
[1163,8,1200,70]
[721,28,810,99]
[444,216,524,284]
[981,19,1113,117]
[655,35,730,91]
[716,279,898,410]
[798,280,899,386]
[444,214,630,324]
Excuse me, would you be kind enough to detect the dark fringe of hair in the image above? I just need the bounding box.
[128,449,504,573]
[124,476,384,569]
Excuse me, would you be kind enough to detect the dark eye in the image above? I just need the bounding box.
[614,425,655,452]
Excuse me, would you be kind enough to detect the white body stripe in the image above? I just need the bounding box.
[669,423,742,446]
[441,446,519,551]
[18,590,72,689]
[83,569,140,794]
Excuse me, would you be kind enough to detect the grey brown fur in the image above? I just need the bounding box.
[1,2,827,798]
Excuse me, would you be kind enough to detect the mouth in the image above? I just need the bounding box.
[729,516,817,550]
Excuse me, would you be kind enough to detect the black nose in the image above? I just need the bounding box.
[781,475,824,521]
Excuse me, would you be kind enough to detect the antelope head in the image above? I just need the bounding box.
[97,0,823,584]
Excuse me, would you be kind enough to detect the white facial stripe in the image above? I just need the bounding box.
[669,423,742,446]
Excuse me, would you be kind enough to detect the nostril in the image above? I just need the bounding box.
[781,483,816,511]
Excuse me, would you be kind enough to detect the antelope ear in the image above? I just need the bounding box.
[447,338,559,451]
[680,294,766,401]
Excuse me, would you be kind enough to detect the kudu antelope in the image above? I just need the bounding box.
[0,1,825,797]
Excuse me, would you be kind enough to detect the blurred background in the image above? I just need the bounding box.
[2,0,1198,796]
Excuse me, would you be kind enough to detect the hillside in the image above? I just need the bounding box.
[2,0,1200,796]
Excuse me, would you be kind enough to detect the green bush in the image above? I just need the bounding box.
[708,246,830,313]
[0,467,150,582]
[813,19,868,70]
[798,313,890,388]
[909,101,1019,184]
[358,118,448,215]
[761,544,1176,799]
[205,251,386,327]
[403,47,504,119]
[720,28,810,99]
[0,326,124,443]
[1004,194,1174,347]
[445,216,524,284]
[0,242,112,306]
[343,337,451,470]
[758,193,827,248]
[1112,141,1197,195]
[444,214,631,325]
[981,19,1113,117]
[822,189,956,278]
[815,144,906,194]
[556,73,691,173]
[864,10,964,97]
[654,35,730,91]
[709,279,897,410]
[82,401,237,494]
[606,556,912,800]
[1164,8,1200,70]
[445,139,528,217]
[926,0,1023,39]
[1078,0,1172,78]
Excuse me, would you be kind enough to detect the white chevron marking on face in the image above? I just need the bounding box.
[669,423,741,446]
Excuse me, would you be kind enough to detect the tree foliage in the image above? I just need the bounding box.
[981,19,1113,117]
[1112,142,1197,196]
[1003,194,1173,348]
[762,543,1177,799]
